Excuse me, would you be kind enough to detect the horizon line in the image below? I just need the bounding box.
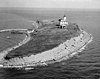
[0,7,100,9]
[0,7,100,11]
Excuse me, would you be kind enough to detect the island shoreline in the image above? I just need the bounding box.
[0,22,93,69]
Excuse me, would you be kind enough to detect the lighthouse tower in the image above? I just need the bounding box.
[63,15,67,21]
[59,15,68,28]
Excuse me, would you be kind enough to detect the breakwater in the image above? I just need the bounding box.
[0,29,93,68]
[0,29,33,67]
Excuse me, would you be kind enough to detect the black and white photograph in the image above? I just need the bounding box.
[0,0,99,79]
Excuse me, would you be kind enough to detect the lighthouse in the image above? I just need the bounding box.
[59,15,68,28]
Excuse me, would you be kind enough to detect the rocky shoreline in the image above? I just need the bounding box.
[0,29,33,67]
[0,28,93,68]
[0,19,93,68]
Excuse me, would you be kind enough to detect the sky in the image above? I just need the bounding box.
[0,0,100,9]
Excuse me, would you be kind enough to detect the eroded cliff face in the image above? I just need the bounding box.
[2,30,92,68]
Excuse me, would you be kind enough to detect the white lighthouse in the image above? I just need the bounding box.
[59,15,68,28]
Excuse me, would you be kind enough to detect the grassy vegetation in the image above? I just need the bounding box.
[5,23,81,59]
[0,8,82,60]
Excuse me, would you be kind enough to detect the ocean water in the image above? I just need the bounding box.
[0,8,100,79]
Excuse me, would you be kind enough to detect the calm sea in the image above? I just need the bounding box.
[0,8,100,79]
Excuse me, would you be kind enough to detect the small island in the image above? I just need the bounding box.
[0,15,93,68]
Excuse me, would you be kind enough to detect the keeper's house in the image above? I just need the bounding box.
[59,15,69,28]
